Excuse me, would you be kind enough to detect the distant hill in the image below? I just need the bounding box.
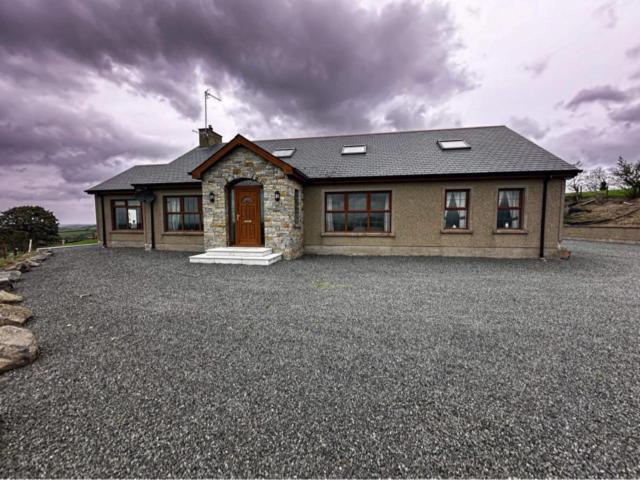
[58,224,97,242]
[59,224,96,230]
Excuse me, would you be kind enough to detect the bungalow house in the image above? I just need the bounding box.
[86,126,579,264]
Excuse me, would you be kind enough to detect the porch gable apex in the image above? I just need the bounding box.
[190,134,307,182]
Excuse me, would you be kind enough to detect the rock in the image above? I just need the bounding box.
[26,260,41,268]
[0,304,33,326]
[7,262,31,273]
[6,271,21,282]
[0,273,13,292]
[0,291,23,304]
[17,262,31,272]
[0,326,38,373]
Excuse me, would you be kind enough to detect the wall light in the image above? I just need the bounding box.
[209,192,215,203]
[275,191,281,202]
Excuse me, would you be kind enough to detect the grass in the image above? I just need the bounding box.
[59,225,96,240]
[0,252,30,269]
[569,189,628,201]
[62,238,98,246]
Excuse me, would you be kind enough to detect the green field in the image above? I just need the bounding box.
[567,189,627,201]
[63,238,98,246]
[55,224,97,246]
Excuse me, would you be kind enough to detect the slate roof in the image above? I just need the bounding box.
[86,125,578,192]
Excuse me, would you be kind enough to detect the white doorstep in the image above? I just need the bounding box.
[189,251,282,266]
[205,247,273,257]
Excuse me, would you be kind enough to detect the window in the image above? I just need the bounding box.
[294,189,301,226]
[112,199,143,230]
[444,190,469,229]
[341,145,367,155]
[497,189,524,229]
[437,139,470,150]
[165,196,203,232]
[325,191,391,233]
[272,148,295,158]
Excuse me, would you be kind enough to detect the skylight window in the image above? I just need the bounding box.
[341,145,367,155]
[437,140,470,150]
[272,148,295,158]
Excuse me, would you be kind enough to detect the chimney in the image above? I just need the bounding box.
[198,125,222,147]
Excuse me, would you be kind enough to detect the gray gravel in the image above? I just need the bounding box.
[1,241,639,478]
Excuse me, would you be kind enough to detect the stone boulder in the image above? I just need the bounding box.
[0,326,38,373]
[7,262,31,273]
[0,304,33,326]
[6,270,21,282]
[0,273,13,292]
[0,291,23,304]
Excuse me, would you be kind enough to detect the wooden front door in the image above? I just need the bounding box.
[234,187,262,246]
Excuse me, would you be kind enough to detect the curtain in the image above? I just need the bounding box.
[383,193,390,231]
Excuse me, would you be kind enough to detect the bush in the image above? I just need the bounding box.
[613,156,640,198]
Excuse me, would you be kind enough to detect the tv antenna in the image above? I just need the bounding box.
[204,89,221,128]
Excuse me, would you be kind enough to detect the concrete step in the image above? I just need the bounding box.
[205,247,273,257]
[189,252,282,266]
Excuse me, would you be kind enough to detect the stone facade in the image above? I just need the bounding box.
[201,146,304,259]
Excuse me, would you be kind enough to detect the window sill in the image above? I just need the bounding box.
[161,231,204,236]
[440,228,473,234]
[493,229,528,235]
[321,232,395,238]
[111,230,144,234]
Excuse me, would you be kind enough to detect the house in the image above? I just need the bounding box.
[86,125,579,263]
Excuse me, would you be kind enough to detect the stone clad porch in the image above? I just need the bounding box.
[191,136,305,261]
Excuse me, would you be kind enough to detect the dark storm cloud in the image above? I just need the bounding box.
[0,82,175,187]
[610,103,640,124]
[0,0,471,220]
[565,85,630,110]
[0,0,470,132]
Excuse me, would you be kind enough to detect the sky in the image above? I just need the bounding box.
[0,0,639,224]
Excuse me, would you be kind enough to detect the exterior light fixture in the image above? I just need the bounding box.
[209,192,215,203]
[275,191,281,202]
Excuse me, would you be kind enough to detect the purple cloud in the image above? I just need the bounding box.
[509,116,549,140]
[610,103,640,124]
[593,1,618,29]
[522,57,551,78]
[0,0,472,222]
[0,0,470,132]
[544,124,640,168]
[565,85,630,110]
[627,44,640,59]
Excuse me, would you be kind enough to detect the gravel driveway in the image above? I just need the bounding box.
[1,241,639,477]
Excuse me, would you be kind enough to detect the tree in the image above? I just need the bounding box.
[0,206,60,249]
[584,167,609,192]
[568,161,586,201]
[613,156,640,198]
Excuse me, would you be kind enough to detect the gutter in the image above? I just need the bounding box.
[306,170,580,185]
[539,176,549,258]
[149,198,156,250]
[100,195,107,248]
